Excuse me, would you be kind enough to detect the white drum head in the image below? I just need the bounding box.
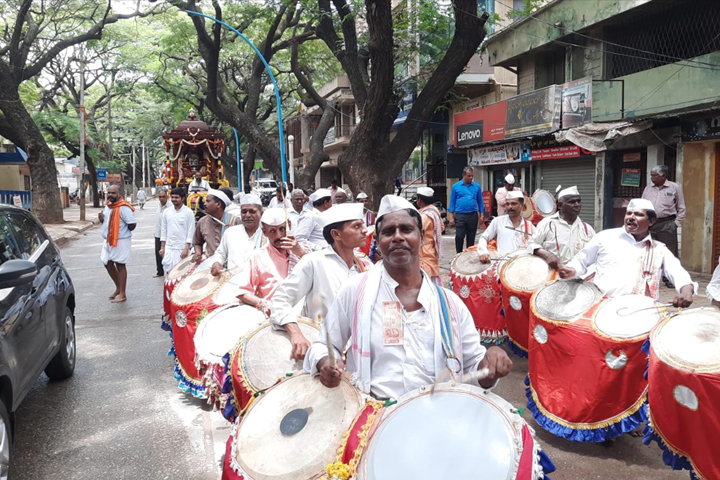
[653,308,720,372]
[594,295,661,338]
[520,198,534,219]
[532,190,557,216]
[534,280,602,322]
[242,321,320,391]
[235,374,363,480]
[194,305,265,365]
[167,255,198,281]
[502,254,552,291]
[194,255,215,272]
[172,269,226,306]
[450,251,492,277]
[213,272,245,305]
[360,384,517,480]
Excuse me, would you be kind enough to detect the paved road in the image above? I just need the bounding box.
[13,199,227,479]
[10,203,696,479]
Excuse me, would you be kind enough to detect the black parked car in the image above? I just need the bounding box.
[0,205,76,477]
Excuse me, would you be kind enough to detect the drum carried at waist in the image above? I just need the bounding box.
[222,373,364,480]
[353,382,554,480]
[450,250,505,344]
[194,304,266,409]
[645,308,720,480]
[499,253,556,357]
[170,267,231,398]
[528,288,662,442]
[223,319,321,422]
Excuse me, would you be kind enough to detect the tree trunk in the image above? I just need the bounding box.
[0,84,63,223]
[85,155,100,207]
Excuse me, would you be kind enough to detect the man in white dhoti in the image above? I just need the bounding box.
[304,195,512,399]
[478,190,533,262]
[160,187,196,274]
[529,186,595,269]
[99,185,137,303]
[271,203,371,360]
[559,199,695,306]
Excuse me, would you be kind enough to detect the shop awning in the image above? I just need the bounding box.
[554,121,652,152]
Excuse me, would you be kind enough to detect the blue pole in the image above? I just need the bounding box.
[185,10,287,186]
[232,127,241,190]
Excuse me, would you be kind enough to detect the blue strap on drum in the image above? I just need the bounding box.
[435,284,460,373]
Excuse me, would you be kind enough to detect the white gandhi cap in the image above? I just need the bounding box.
[416,187,434,198]
[557,186,580,200]
[505,173,515,184]
[314,203,364,228]
[260,208,286,226]
[377,195,418,218]
[627,198,655,212]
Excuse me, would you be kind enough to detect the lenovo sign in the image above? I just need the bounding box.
[457,122,484,148]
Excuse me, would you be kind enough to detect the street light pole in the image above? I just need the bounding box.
[131,146,136,204]
[288,135,295,187]
[142,143,146,189]
[78,44,86,221]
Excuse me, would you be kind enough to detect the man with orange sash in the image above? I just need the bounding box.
[236,208,307,314]
[270,203,370,361]
[415,187,444,285]
[99,184,137,303]
[559,198,695,306]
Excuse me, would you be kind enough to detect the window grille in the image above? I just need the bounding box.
[605,0,720,79]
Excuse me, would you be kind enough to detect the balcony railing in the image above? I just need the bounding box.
[0,190,32,210]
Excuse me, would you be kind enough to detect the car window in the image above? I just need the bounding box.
[0,216,21,266]
[5,213,45,260]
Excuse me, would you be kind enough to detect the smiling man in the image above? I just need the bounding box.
[304,195,512,400]
[559,198,695,306]
[477,190,533,262]
[530,186,595,269]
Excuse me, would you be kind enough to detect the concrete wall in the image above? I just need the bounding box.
[487,0,652,65]
[680,141,716,273]
[594,52,720,122]
[517,57,535,94]
[0,165,25,190]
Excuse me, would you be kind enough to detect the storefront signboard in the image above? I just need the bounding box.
[561,77,593,128]
[453,100,508,148]
[621,168,641,187]
[467,142,531,166]
[505,85,562,139]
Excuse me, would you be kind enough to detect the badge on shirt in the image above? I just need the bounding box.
[382,301,403,346]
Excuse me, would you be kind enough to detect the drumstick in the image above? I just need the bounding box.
[325,328,337,369]
[460,367,490,385]
[504,226,533,236]
[616,303,674,317]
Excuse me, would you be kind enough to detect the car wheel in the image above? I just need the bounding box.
[44,305,76,380]
[0,401,11,480]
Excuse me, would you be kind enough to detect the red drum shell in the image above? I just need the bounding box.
[528,296,649,433]
[450,251,505,343]
[647,309,720,480]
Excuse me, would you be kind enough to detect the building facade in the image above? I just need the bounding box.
[453,0,720,272]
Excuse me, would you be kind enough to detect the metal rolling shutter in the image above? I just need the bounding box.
[539,158,596,221]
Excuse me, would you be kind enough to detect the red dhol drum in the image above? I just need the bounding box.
[645,308,720,480]
[223,320,320,422]
[528,288,662,442]
[170,267,230,398]
[499,253,556,357]
[162,255,200,331]
[194,304,265,410]
[450,250,505,344]
[222,373,364,480]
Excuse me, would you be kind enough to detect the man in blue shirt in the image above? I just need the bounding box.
[448,166,486,253]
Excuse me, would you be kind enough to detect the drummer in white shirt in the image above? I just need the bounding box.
[270,203,370,360]
[160,187,196,273]
[559,198,695,307]
[209,193,263,276]
[707,257,720,308]
[529,186,595,269]
[304,195,512,400]
[477,190,534,262]
[294,188,333,249]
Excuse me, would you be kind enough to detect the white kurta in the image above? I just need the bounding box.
[268,197,292,209]
[293,208,328,249]
[303,266,488,400]
[477,215,533,256]
[566,227,697,297]
[270,247,364,327]
[210,225,253,271]
[161,205,196,272]
[707,257,720,301]
[529,213,596,263]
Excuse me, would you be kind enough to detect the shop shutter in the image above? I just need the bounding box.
[713,144,720,270]
[539,158,596,222]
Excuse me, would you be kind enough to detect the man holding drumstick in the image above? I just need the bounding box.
[529,186,595,269]
[559,198,695,307]
[305,195,512,400]
[477,191,533,262]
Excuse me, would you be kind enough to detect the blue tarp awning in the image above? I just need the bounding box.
[0,147,27,165]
